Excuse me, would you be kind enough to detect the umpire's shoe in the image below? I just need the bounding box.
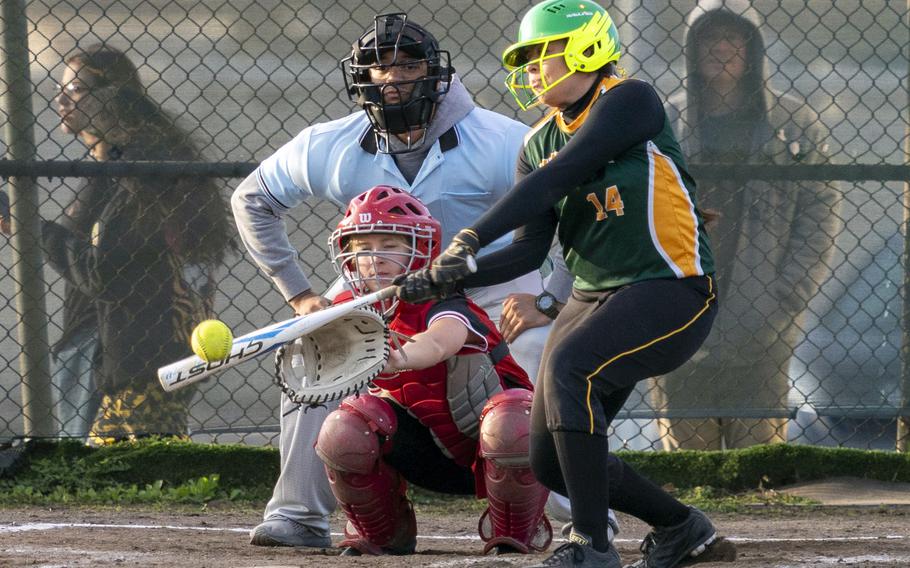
[528,530,621,568]
[624,507,737,568]
[249,516,332,548]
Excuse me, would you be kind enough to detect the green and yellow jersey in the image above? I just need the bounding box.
[522,77,714,291]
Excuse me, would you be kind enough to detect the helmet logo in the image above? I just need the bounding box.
[359,213,372,223]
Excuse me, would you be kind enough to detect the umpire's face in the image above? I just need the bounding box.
[367,50,429,106]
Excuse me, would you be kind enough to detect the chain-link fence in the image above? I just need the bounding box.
[0,0,907,450]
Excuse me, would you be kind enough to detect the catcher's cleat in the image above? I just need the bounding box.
[623,507,737,568]
[338,519,417,557]
[527,531,622,568]
[249,517,331,548]
[338,538,417,556]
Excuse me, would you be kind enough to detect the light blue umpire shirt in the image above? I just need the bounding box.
[233,96,530,302]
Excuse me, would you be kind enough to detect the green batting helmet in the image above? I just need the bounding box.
[503,0,621,109]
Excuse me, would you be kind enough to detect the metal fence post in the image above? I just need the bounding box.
[898,0,910,453]
[1,0,54,438]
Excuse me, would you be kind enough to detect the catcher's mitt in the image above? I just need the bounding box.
[274,305,389,407]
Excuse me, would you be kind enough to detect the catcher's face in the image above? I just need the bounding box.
[348,233,414,292]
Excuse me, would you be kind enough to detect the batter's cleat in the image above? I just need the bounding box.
[624,507,737,568]
[560,509,620,543]
[249,517,332,548]
[527,530,622,568]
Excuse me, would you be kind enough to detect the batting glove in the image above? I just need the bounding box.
[431,229,479,285]
[395,269,458,304]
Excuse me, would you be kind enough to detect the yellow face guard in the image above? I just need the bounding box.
[504,40,576,110]
[503,10,620,111]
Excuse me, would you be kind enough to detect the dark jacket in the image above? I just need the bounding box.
[42,145,206,391]
[43,177,114,355]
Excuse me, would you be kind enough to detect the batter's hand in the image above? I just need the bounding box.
[500,293,555,343]
[395,269,458,304]
[430,229,479,285]
[289,289,331,315]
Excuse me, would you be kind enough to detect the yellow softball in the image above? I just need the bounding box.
[191,319,233,362]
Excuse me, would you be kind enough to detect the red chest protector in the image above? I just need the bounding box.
[371,297,531,467]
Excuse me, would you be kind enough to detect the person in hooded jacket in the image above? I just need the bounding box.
[651,0,841,450]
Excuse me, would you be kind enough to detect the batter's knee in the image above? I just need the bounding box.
[542,341,590,391]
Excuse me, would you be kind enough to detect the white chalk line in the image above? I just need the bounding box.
[0,522,907,545]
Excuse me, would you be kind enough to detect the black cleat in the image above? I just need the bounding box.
[529,531,622,568]
[624,507,736,568]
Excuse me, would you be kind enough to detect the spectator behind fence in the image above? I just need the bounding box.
[34,44,233,442]
[651,0,841,450]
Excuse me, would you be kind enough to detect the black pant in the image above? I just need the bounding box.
[384,402,476,496]
[530,276,716,493]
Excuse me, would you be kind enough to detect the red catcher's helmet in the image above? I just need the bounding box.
[330,185,441,299]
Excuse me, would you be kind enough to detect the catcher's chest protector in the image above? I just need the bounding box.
[373,302,529,467]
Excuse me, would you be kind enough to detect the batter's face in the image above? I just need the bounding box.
[55,64,103,136]
[349,233,414,292]
[367,50,429,105]
[524,40,588,109]
[696,24,748,86]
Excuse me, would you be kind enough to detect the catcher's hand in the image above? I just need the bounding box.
[275,305,389,406]
[430,229,479,285]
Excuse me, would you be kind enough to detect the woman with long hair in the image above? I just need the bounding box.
[44,43,233,441]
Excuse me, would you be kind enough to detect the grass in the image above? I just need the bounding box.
[1,438,906,510]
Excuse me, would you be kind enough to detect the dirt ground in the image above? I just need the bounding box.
[1,505,909,567]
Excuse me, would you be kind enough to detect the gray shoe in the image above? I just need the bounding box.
[560,510,620,543]
[624,507,736,568]
[249,517,332,548]
[529,531,622,568]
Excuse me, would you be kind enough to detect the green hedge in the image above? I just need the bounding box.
[3,438,909,494]
[617,444,910,490]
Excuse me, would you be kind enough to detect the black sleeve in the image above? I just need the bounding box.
[425,295,490,339]
[469,80,666,247]
[463,208,557,288]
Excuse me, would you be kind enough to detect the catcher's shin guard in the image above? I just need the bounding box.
[477,389,552,554]
[315,394,417,555]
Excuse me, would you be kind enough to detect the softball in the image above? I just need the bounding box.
[191,319,233,362]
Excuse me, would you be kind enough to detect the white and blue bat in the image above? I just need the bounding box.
[157,286,397,392]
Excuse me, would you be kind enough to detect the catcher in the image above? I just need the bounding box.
[312,185,552,556]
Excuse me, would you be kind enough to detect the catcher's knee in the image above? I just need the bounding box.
[315,394,397,474]
[480,389,533,466]
[478,389,551,554]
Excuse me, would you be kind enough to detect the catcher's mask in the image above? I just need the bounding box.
[330,185,441,314]
[341,12,453,153]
